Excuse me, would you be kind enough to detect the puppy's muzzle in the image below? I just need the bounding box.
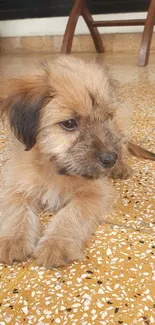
[98,152,118,169]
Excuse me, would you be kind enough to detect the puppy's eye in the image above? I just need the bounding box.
[60,119,77,131]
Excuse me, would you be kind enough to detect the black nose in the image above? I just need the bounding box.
[98,152,118,168]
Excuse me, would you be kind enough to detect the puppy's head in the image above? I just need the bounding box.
[2,56,128,179]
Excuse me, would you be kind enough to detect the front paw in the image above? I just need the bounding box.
[34,237,85,269]
[110,164,132,180]
[0,235,35,264]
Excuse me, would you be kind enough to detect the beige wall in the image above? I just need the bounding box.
[0,12,150,38]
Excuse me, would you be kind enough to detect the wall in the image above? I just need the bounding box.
[0,12,149,38]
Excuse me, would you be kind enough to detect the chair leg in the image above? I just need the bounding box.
[138,0,155,67]
[61,0,83,53]
[82,2,104,53]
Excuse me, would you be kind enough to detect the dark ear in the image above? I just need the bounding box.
[2,76,51,151]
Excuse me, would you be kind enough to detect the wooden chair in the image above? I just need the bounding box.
[138,0,155,66]
[61,0,155,67]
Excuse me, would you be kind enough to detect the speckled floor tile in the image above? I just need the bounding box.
[0,53,155,325]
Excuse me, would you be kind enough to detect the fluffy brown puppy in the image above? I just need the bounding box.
[0,56,154,268]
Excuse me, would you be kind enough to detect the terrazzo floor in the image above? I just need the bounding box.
[0,53,155,325]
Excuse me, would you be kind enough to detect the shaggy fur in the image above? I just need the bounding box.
[0,56,150,268]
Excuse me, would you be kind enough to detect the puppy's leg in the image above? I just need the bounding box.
[109,159,132,180]
[0,187,39,264]
[35,180,114,268]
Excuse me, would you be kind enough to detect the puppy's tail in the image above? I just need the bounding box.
[128,142,155,161]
